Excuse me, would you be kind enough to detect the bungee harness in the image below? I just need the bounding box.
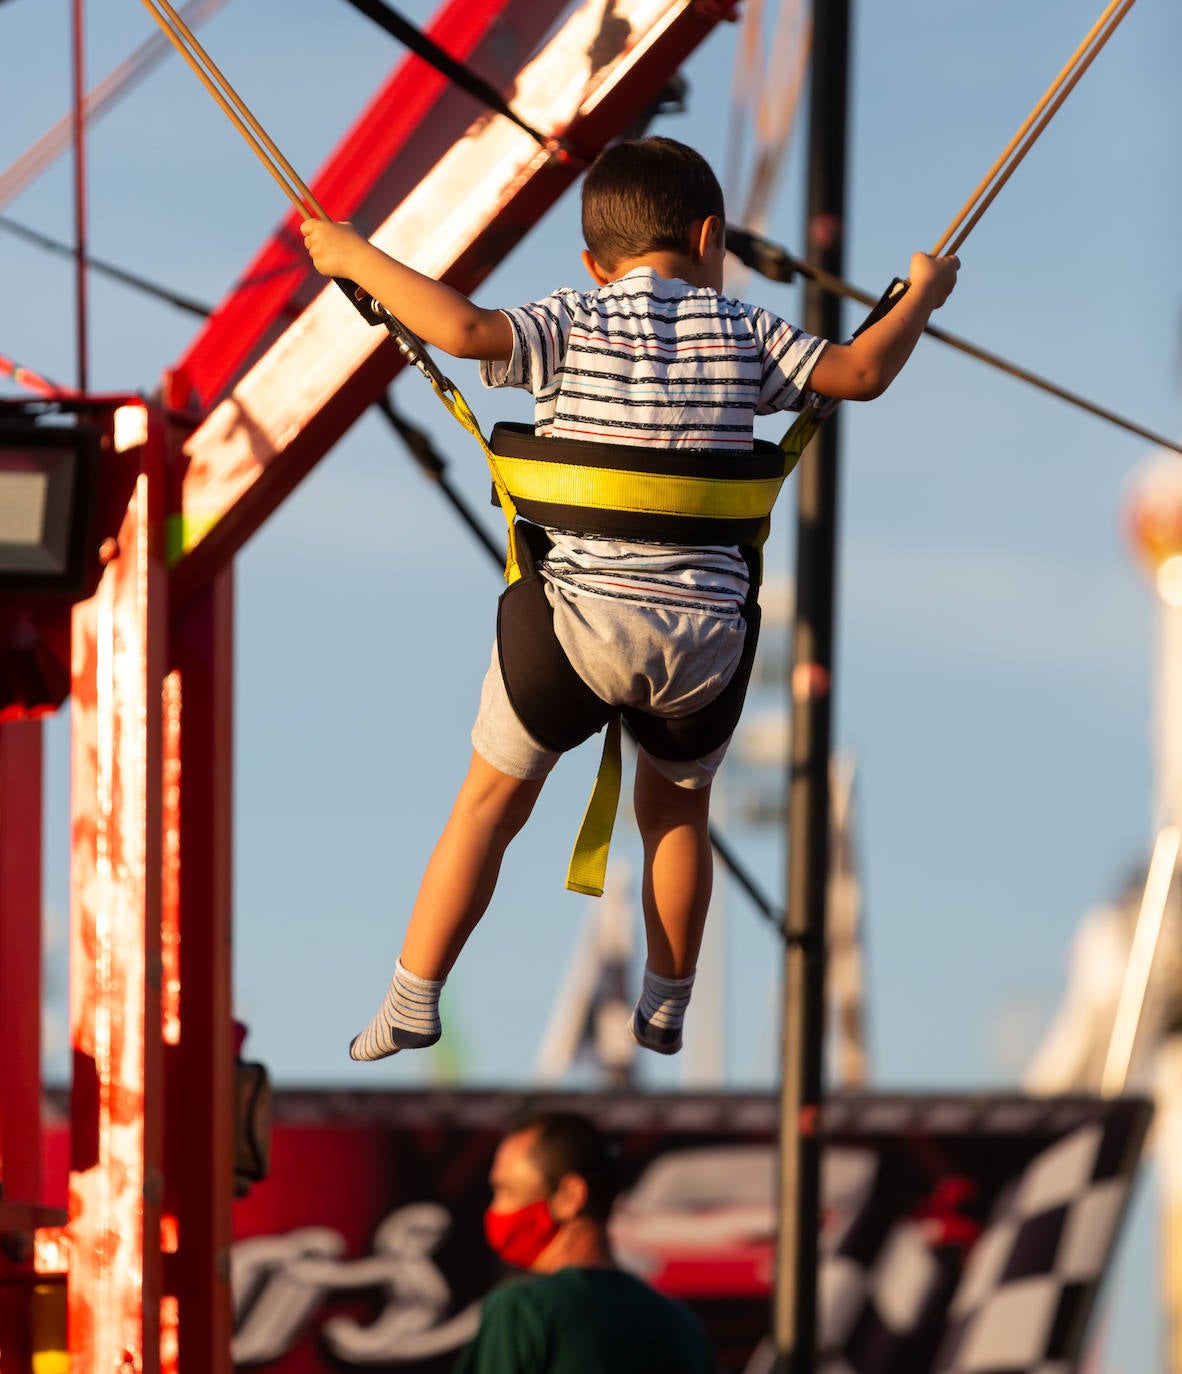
[141,0,1142,896]
[411,352,826,897]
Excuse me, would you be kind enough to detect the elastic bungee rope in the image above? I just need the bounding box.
[934,0,1137,257]
[851,0,1139,330]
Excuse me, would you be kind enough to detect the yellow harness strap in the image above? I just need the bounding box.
[429,377,525,583]
[494,454,788,523]
[425,370,826,898]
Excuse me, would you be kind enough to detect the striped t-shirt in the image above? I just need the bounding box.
[480,267,825,614]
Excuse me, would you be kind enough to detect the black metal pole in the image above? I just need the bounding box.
[773,1,850,1368]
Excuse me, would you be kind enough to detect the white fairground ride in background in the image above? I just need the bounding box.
[1025,450,1182,1372]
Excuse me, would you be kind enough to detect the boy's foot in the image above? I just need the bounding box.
[627,964,695,1056]
[349,958,444,1062]
[627,1006,683,1055]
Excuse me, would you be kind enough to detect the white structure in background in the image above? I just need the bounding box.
[1025,449,1182,1372]
[534,862,637,1087]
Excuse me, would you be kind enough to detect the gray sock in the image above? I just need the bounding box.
[629,965,695,1055]
[349,958,443,1062]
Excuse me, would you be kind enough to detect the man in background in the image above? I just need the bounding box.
[454,1110,715,1373]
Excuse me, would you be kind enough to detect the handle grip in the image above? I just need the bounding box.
[334,277,388,326]
[332,277,453,393]
[851,276,909,339]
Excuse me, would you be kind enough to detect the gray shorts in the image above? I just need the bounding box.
[471,582,748,789]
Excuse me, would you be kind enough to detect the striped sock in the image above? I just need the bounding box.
[349,958,444,1062]
[628,965,695,1055]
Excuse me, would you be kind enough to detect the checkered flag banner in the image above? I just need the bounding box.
[812,1095,1151,1374]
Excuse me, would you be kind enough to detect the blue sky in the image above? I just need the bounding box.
[4,1,1180,1367]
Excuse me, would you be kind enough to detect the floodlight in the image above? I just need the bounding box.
[0,423,99,598]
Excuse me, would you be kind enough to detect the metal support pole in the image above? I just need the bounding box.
[773,1,851,1368]
[72,0,89,393]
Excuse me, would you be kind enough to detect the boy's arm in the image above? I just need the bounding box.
[805,251,958,401]
[301,220,514,362]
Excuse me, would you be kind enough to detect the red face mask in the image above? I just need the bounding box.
[484,1199,560,1269]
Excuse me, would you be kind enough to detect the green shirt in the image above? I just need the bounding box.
[453,1267,716,1374]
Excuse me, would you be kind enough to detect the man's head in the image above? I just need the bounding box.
[485,1111,619,1270]
[580,137,726,285]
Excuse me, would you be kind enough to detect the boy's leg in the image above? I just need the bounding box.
[629,751,714,1054]
[401,751,545,977]
[350,751,544,1061]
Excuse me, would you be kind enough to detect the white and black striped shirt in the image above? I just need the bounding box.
[481,268,825,613]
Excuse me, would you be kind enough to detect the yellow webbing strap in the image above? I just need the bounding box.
[778,403,824,473]
[565,714,622,897]
[495,456,787,521]
[428,377,524,583]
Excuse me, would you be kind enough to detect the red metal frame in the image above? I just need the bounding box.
[0,720,44,1213]
[162,570,236,1373]
[68,420,165,1372]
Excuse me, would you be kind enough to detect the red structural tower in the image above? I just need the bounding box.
[0,2,735,1368]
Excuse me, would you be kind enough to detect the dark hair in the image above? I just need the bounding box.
[510,1110,619,1223]
[581,136,725,270]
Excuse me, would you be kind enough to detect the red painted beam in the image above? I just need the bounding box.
[168,0,729,609]
[162,571,236,1374]
[0,720,43,1210]
[68,414,166,1373]
[164,0,572,413]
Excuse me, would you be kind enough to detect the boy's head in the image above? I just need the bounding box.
[581,137,725,276]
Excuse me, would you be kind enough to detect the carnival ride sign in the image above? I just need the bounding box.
[210,1090,1151,1374]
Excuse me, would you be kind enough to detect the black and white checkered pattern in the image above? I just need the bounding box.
[817,1146,953,1374]
[933,1117,1133,1373]
[806,1097,1149,1374]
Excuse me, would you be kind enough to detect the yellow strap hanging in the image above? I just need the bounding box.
[565,714,623,897]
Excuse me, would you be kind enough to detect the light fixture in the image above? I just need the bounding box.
[0,420,100,598]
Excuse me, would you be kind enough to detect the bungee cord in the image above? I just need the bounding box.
[854,0,1140,338]
[139,0,464,393]
[139,0,327,220]
[935,0,1138,257]
[140,0,1145,391]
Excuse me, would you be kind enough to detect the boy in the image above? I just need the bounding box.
[302,137,957,1062]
